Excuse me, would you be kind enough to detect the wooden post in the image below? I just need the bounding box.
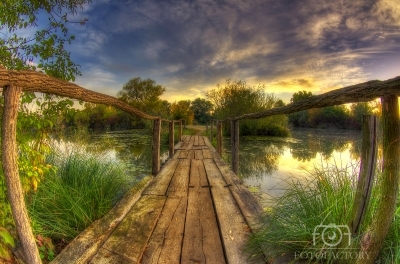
[348,115,377,234]
[231,120,239,175]
[169,121,174,158]
[2,86,41,264]
[179,120,182,141]
[217,121,223,155]
[357,95,399,264]
[210,120,213,142]
[152,118,161,175]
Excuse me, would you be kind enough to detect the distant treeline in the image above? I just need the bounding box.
[25,78,377,135]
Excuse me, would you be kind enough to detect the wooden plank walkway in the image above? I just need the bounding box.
[51,136,264,264]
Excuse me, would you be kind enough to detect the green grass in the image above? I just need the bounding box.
[245,162,400,263]
[28,149,133,241]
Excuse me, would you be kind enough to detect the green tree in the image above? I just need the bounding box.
[190,98,213,124]
[170,100,194,125]
[206,79,289,137]
[117,77,166,115]
[290,90,313,103]
[1,1,90,262]
[289,91,350,129]
[0,0,90,81]
[289,91,314,127]
[350,102,374,129]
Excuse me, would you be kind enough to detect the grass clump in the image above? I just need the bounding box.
[245,161,400,263]
[28,149,132,241]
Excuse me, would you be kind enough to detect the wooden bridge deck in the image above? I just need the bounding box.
[52,136,264,264]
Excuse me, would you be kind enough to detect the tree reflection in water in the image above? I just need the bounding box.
[54,129,169,180]
[222,128,362,182]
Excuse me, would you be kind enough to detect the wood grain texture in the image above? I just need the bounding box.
[2,85,41,264]
[203,137,263,232]
[167,159,190,197]
[52,177,153,264]
[143,159,179,196]
[141,197,187,264]
[96,196,165,263]
[203,159,252,264]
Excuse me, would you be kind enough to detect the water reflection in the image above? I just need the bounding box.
[222,129,362,204]
[51,130,169,180]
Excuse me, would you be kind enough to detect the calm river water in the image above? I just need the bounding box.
[62,128,362,205]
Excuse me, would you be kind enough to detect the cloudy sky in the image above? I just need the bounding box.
[66,0,400,103]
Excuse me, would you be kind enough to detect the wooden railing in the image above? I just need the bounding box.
[207,75,400,174]
[0,66,185,263]
[207,75,400,263]
[1,64,399,263]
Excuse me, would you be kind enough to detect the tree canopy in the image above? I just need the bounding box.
[170,100,194,125]
[190,98,213,124]
[117,77,167,117]
[0,0,91,81]
[206,79,289,136]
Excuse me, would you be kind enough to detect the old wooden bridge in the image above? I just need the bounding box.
[1,67,399,264]
[51,135,264,264]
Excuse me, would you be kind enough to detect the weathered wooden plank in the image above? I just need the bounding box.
[141,196,187,264]
[89,248,133,263]
[182,186,226,264]
[167,159,190,197]
[143,159,179,196]
[52,177,153,264]
[174,141,182,150]
[179,142,189,150]
[203,138,263,232]
[202,149,213,159]
[189,159,209,188]
[172,150,182,159]
[95,195,166,263]
[198,135,205,146]
[188,149,195,159]
[186,141,194,150]
[203,158,255,264]
[195,149,203,160]
[178,150,189,159]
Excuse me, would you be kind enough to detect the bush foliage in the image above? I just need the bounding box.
[206,79,289,137]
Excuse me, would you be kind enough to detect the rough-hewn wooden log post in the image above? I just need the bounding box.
[357,95,399,264]
[348,115,377,234]
[2,85,41,264]
[217,121,223,155]
[231,120,239,175]
[169,121,174,158]
[179,120,182,141]
[152,118,161,175]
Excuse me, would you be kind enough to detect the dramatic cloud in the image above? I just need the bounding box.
[61,0,400,102]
